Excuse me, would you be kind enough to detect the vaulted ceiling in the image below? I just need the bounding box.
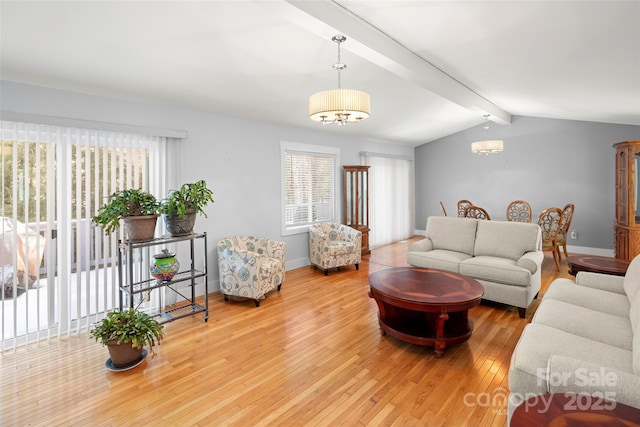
[1,1,639,146]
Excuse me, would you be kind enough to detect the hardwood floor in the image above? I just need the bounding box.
[1,237,571,426]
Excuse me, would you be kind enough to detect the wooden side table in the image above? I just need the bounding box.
[511,393,640,426]
[566,254,629,276]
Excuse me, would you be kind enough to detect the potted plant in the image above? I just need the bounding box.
[93,188,160,242]
[160,180,214,236]
[90,308,164,370]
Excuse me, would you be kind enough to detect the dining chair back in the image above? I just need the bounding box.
[457,200,472,217]
[464,205,491,220]
[506,200,532,223]
[537,207,563,271]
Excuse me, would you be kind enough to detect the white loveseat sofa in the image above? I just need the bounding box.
[407,216,543,318]
[508,254,640,419]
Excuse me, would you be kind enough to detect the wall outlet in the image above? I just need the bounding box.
[570,230,577,239]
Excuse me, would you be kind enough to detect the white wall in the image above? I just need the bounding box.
[1,80,414,290]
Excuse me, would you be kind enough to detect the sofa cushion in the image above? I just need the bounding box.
[631,290,640,375]
[460,256,531,287]
[326,240,357,256]
[425,216,477,256]
[509,324,634,395]
[406,249,471,273]
[532,299,633,350]
[634,324,640,375]
[623,253,640,303]
[543,278,631,318]
[631,289,640,333]
[473,220,540,260]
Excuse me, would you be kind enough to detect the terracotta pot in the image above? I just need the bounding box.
[122,215,158,242]
[106,340,143,368]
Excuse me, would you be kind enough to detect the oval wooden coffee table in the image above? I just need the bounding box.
[368,267,484,357]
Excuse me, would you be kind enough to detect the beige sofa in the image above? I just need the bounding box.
[407,216,543,318]
[508,254,640,419]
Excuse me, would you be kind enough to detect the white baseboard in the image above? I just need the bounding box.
[286,257,310,271]
[565,245,614,257]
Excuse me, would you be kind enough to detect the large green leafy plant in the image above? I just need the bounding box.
[161,180,214,218]
[92,188,160,234]
[90,308,164,355]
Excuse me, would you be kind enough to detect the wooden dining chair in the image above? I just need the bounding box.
[457,200,472,217]
[537,207,563,271]
[439,201,447,216]
[464,205,491,220]
[506,200,532,223]
[556,203,575,260]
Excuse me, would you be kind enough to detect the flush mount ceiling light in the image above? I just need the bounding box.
[471,114,504,154]
[309,35,371,126]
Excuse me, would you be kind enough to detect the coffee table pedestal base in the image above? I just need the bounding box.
[375,302,474,357]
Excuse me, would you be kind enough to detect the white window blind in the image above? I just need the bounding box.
[362,153,414,248]
[0,121,180,352]
[281,142,339,235]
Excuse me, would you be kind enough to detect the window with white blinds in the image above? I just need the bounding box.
[281,142,339,235]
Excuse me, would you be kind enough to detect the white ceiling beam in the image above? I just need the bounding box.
[268,0,511,125]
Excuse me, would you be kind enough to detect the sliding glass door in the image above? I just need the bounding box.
[1,122,163,351]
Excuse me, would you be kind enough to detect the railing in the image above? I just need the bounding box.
[27,219,118,276]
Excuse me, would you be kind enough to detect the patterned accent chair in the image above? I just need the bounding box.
[217,236,286,307]
[309,223,362,275]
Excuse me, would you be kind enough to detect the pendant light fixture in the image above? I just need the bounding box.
[471,114,504,154]
[309,35,371,125]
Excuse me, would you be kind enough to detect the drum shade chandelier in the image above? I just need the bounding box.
[471,114,504,154]
[309,35,370,126]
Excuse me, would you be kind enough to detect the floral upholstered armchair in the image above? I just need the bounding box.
[309,223,362,275]
[217,236,286,307]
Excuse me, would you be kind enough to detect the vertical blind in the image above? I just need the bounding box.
[0,121,178,352]
[363,154,414,248]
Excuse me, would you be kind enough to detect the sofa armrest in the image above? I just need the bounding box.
[575,271,626,295]
[516,251,543,274]
[547,355,640,408]
[408,238,433,252]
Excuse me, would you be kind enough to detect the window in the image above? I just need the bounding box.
[281,142,339,235]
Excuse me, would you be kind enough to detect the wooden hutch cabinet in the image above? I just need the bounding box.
[614,140,640,261]
[343,165,370,254]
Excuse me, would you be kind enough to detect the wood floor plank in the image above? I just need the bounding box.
[0,237,572,426]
